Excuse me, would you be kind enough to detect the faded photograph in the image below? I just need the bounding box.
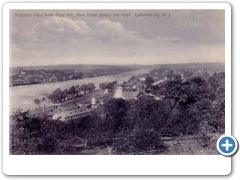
[10,10,225,155]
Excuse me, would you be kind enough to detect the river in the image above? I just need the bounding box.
[10,69,151,111]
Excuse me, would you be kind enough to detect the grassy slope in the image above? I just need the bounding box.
[162,133,221,155]
[58,133,222,155]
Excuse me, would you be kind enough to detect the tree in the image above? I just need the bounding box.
[68,86,76,96]
[99,81,117,90]
[63,89,69,100]
[100,98,131,154]
[33,98,41,108]
[80,84,88,93]
[145,76,154,86]
[134,130,166,153]
[104,98,130,133]
[208,99,225,133]
[48,88,64,103]
[167,70,175,79]
[41,97,47,105]
[86,83,96,92]
[174,74,182,81]
[99,83,106,90]
[10,110,58,155]
[74,113,100,148]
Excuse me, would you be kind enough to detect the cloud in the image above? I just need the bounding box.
[33,17,91,41]
[94,19,144,43]
[96,19,123,29]
[10,10,225,67]
[32,18,144,44]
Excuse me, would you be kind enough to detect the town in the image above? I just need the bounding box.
[8,8,226,157]
[10,64,225,155]
[29,66,223,122]
[10,66,134,86]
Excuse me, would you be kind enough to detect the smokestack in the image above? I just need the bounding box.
[43,104,46,114]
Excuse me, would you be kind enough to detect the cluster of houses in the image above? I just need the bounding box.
[149,68,214,83]
[120,80,163,100]
[30,87,111,121]
[121,81,145,100]
[28,67,212,121]
[10,68,84,86]
[30,81,147,121]
[118,68,209,100]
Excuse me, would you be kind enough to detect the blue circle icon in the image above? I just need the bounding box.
[217,135,238,156]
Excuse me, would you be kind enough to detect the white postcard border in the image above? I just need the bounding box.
[3,2,231,175]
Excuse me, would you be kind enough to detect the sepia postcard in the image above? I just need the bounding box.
[3,3,231,175]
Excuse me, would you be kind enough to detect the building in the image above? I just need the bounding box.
[90,97,96,108]
[104,89,109,94]
[49,76,57,81]
[152,78,167,86]
[18,68,27,76]
[53,103,93,121]
[122,91,144,100]
[154,95,165,100]
[139,77,146,81]
[29,104,57,117]
[123,81,144,91]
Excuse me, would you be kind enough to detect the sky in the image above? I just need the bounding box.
[10,10,225,67]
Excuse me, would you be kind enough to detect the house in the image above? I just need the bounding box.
[68,74,74,79]
[53,103,92,121]
[123,81,144,91]
[18,68,27,76]
[152,78,167,86]
[53,106,92,121]
[78,90,85,96]
[139,77,146,81]
[90,97,96,108]
[132,82,144,90]
[122,91,144,100]
[49,76,57,81]
[154,95,165,100]
[53,96,99,121]
[104,89,109,94]
[97,98,105,105]
[57,103,80,112]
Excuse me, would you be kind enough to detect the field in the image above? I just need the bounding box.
[54,133,221,155]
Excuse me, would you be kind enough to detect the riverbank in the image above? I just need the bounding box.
[10,69,152,111]
[10,71,130,87]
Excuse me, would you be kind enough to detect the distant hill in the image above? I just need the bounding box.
[10,64,149,76]
[152,62,225,72]
[10,62,224,76]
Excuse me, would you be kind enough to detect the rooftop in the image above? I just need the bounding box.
[124,81,143,87]
[54,107,92,118]
[59,103,80,111]
[122,91,141,97]
[152,79,166,86]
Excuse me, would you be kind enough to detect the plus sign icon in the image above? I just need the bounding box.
[217,135,238,156]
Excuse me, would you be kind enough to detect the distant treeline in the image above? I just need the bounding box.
[10,65,135,77]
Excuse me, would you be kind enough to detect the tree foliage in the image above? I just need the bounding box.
[145,76,154,86]
[10,72,225,154]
